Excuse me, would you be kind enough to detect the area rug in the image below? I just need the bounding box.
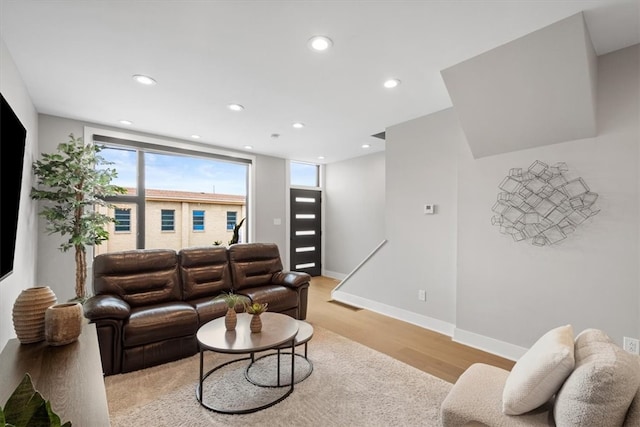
[105,325,452,426]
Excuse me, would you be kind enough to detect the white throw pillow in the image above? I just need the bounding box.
[502,324,575,415]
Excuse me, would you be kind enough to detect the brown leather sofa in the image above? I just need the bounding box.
[83,243,310,375]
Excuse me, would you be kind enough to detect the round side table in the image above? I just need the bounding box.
[245,320,314,387]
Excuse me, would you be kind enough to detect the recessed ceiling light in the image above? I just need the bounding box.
[119,120,133,125]
[318,156,325,160]
[292,122,305,129]
[244,145,253,150]
[132,74,157,85]
[191,135,200,139]
[228,104,245,111]
[308,35,333,52]
[383,79,401,89]
[362,144,371,149]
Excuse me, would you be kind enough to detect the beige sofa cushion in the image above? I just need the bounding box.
[441,363,554,427]
[554,328,640,426]
[502,324,575,415]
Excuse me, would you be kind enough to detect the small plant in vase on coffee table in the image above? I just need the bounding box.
[214,292,248,331]
[244,301,268,333]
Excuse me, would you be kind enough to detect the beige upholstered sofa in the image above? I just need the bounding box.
[441,326,640,426]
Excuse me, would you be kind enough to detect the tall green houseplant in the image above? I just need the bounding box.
[31,134,126,300]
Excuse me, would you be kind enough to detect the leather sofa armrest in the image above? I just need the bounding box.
[84,294,131,321]
[272,271,311,288]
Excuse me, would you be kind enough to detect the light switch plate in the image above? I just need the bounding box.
[424,204,435,214]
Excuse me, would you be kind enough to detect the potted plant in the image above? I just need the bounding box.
[30,134,126,301]
[214,291,249,331]
[244,301,268,333]
[1,373,71,426]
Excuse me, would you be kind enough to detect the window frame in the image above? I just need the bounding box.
[226,211,237,231]
[114,208,131,233]
[161,209,175,232]
[87,127,255,249]
[290,161,320,188]
[192,209,205,232]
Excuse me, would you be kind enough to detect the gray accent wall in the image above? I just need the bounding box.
[334,44,639,359]
[324,152,385,277]
[330,109,461,335]
[457,44,639,351]
[0,38,39,349]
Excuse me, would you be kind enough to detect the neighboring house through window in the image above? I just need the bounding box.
[114,208,131,232]
[161,209,175,231]
[227,211,237,230]
[193,210,205,231]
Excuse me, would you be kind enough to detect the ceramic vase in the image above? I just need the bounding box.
[12,286,57,344]
[250,313,262,333]
[45,302,83,346]
[225,307,237,331]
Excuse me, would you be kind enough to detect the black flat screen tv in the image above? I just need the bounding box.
[1,93,27,281]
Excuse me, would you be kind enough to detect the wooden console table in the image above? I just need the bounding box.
[0,321,110,426]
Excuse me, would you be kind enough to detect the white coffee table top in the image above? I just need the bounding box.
[197,312,299,354]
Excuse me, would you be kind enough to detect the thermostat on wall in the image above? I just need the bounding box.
[424,204,435,215]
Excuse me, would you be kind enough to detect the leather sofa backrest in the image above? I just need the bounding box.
[93,249,181,307]
[179,246,232,300]
[228,243,283,291]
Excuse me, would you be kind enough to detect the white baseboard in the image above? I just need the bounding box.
[322,270,347,281]
[331,290,455,337]
[331,289,527,362]
[453,328,527,361]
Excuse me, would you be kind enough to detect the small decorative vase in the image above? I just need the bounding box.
[12,286,57,344]
[45,302,83,346]
[250,313,262,333]
[225,307,237,331]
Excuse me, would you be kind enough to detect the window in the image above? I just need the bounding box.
[193,210,205,231]
[161,209,175,231]
[114,208,131,232]
[96,134,250,253]
[227,211,237,230]
[291,161,319,187]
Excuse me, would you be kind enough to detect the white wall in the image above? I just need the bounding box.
[254,154,287,254]
[333,44,639,359]
[36,114,288,302]
[0,38,39,349]
[333,109,461,335]
[324,152,385,277]
[384,110,461,325]
[457,44,639,357]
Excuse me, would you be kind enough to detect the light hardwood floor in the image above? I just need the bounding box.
[305,276,515,384]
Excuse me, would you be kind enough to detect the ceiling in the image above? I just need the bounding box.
[1,1,638,164]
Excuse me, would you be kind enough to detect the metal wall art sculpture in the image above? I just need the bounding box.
[492,160,599,246]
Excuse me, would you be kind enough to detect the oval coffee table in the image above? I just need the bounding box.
[245,320,314,387]
[196,312,299,414]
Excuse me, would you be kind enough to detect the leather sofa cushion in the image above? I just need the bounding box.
[239,285,298,313]
[228,243,283,291]
[179,246,232,300]
[188,297,231,325]
[122,336,198,373]
[124,302,198,348]
[94,249,181,307]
